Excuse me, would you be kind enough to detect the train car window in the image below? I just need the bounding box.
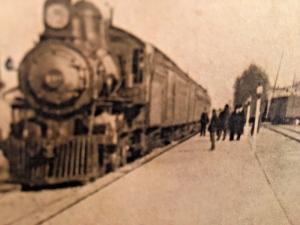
[132,49,144,83]
[132,49,139,75]
[118,55,127,88]
[118,55,126,78]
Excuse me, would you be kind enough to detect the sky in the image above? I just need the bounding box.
[0,0,300,119]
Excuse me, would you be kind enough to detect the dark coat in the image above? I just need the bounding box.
[229,111,245,134]
[208,115,219,133]
[218,109,230,129]
[236,111,246,135]
[200,112,209,125]
[229,112,238,131]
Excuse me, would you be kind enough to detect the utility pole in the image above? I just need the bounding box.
[291,72,297,118]
[273,51,284,95]
[266,51,284,120]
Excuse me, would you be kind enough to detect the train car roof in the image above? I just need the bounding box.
[110,26,208,94]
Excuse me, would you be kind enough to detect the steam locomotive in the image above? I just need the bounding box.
[2,0,211,187]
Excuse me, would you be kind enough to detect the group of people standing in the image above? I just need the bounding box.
[200,104,246,150]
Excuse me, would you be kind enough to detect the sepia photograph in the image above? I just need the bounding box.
[0,0,299,224]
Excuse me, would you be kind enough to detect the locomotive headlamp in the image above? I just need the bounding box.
[44,69,64,90]
[45,3,70,29]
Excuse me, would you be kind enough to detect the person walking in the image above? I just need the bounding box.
[217,104,230,141]
[208,109,218,150]
[236,108,246,140]
[229,107,238,141]
[200,110,209,136]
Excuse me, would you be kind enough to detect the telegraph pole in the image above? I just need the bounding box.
[266,51,284,120]
[273,51,284,95]
[292,72,297,118]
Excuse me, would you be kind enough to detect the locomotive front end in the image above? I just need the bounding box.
[19,42,93,116]
[2,0,122,187]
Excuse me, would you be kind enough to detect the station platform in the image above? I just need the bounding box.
[41,128,299,225]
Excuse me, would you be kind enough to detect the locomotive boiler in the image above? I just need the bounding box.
[2,0,211,188]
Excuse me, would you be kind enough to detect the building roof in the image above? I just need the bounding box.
[272,80,300,98]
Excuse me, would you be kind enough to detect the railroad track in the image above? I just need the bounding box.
[264,125,300,143]
[280,126,300,135]
[0,133,197,225]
